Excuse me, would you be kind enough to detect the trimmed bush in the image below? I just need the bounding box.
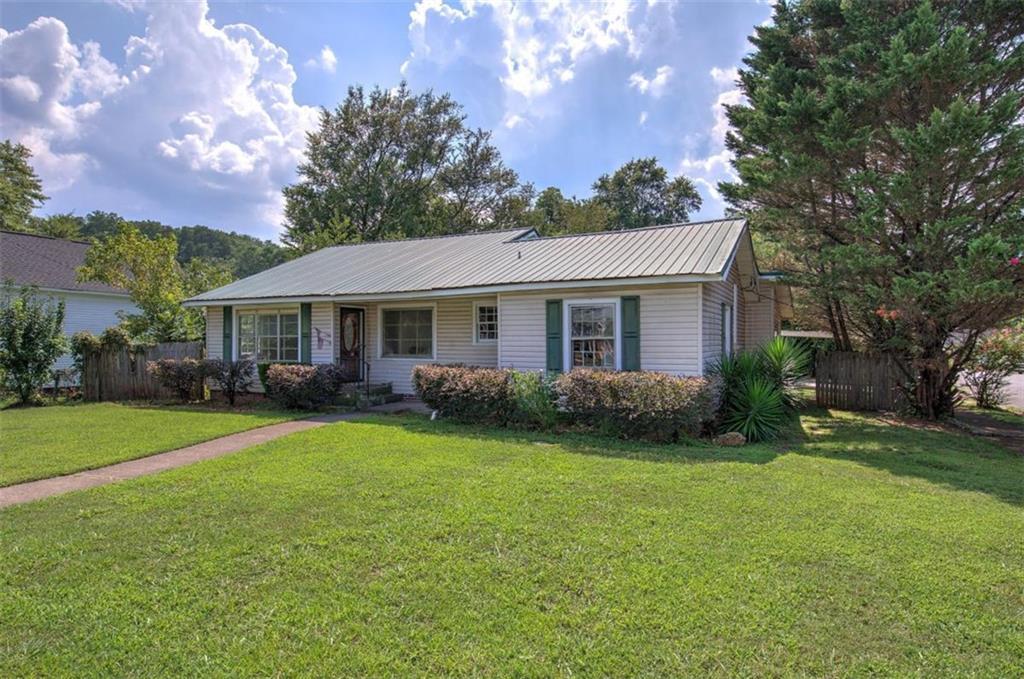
[202,358,256,406]
[554,369,721,442]
[265,363,344,410]
[147,358,204,402]
[412,364,516,424]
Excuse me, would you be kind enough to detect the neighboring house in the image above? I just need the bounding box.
[0,230,137,376]
[185,219,793,394]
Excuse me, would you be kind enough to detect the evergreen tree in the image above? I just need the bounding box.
[723,0,1024,418]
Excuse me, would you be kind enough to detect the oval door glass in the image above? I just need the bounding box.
[342,315,358,352]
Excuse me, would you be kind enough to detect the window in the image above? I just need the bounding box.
[237,311,299,362]
[569,303,616,369]
[474,303,498,343]
[381,308,433,357]
[721,303,733,356]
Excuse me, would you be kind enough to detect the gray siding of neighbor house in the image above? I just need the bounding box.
[701,260,746,369]
[498,283,701,376]
[49,291,137,372]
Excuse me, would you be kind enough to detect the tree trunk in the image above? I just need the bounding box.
[910,349,957,420]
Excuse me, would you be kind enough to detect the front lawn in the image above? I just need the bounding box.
[0,402,300,486]
[2,407,1022,675]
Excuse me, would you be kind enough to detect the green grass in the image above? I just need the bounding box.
[0,402,300,486]
[2,409,1023,676]
[963,403,1024,426]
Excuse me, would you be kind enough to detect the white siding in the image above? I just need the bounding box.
[702,260,745,368]
[364,296,498,394]
[745,286,776,349]
[310,302,334,364]
[498,284,701,376]
[205,306,224,360]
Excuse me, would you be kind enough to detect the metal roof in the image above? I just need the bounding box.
[0,230,130,296]
[186,218,747,303]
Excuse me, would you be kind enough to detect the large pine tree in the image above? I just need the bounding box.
[723,0,1024,418]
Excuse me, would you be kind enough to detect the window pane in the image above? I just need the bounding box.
[280,314,298,336]
[477,305,497,341]
[239,314,255,335]
[258,314,278,336]
[258,336,278,362]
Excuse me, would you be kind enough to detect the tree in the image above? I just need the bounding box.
[722,0,1024,418]
[283,83,529,251]
[0,140,47,231]
[30,212,84,240]
[0,285,68,405]
[78,223,233,342]
[963,321,1024,409]
[592,158,701,231]
[527,186,612,236]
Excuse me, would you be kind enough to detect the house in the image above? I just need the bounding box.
[184,219,793,394]
[0,230,137,377]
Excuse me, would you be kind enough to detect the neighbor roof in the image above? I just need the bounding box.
[0,230,130,296]
[186,218,748,304]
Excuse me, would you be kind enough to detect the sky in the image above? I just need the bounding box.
[0,0,772,241]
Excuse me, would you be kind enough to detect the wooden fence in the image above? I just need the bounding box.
[82,341,203,402]
[815,352,901,411]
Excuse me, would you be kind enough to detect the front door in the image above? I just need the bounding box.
[338,307,364,382]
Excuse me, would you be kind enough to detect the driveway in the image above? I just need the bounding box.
[1005,373,1024,409]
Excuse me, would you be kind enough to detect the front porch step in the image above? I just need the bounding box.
[334,382,397,408]
[338,382,392,396]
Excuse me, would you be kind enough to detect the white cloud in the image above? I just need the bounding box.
[678,66,745,208]
[502,113,526,129]
[638,110,648,126]
[305,45,337,73]
[628,64,673,98]
[402,0,643,123]
[0,2,319,235]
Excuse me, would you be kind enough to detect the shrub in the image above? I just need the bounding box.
[963,324,1024,408]
[265,363,344,410]
[147,358,204,402]
[510,370,559,429]
[256,362,272,392]
[758,337,811,409]
[70,331,102,373]
[554,369,720,442]
[99,325,132,351]
[202,358,257,406]
[412,364,516,424]
[0,286,69,405]
[720,376,787,442]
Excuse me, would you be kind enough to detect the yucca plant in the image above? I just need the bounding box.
[708,350,761,406]
[722,377,787,442]
[758,337,811,410]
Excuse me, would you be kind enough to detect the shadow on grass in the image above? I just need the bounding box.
[361,405,1024,507]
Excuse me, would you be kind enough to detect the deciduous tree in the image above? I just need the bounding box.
[0,140,47,231]
[592,157,701,231]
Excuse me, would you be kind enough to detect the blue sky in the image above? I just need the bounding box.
[1,1,771,241]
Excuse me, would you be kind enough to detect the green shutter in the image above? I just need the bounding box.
[222,306,233,361]
[545,299,562,374]
[300,303,312,364]
[621,296,640,371]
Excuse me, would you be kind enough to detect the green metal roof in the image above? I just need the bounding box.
[186,218,748,304]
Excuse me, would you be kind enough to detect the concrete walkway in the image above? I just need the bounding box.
[0,401,430,509]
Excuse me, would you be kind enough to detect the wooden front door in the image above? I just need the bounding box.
[337,308,364,382]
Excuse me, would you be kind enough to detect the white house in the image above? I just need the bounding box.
[0,230,136,376]
[185,219,792,394]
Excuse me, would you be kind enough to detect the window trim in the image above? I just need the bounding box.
[376,303,437,360]
[472,300,499,345]
[562,298,621,371]
[234,306,301,363]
